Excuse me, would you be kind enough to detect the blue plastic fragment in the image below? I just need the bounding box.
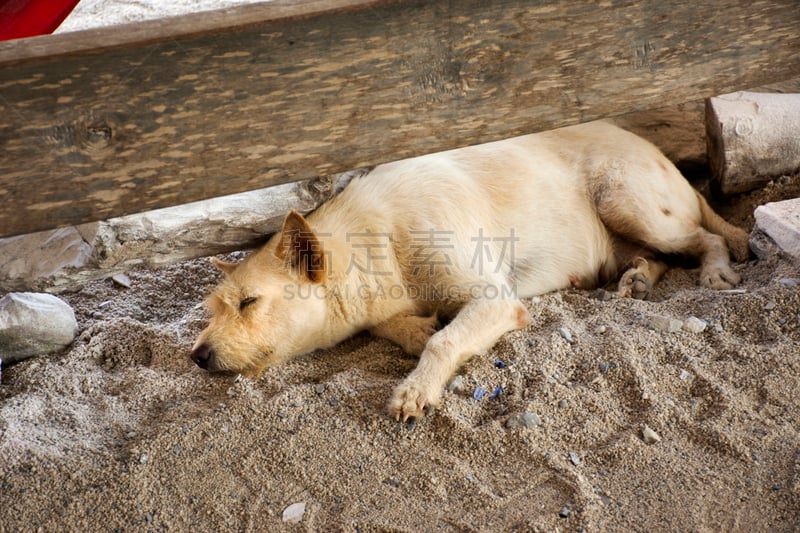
[494,359,507,369]
[489,385,503,399]
[473,387,488,400]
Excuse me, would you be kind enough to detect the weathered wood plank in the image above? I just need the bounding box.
[1,0,799,238]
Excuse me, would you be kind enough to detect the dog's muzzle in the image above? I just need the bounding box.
[190,344,215,371]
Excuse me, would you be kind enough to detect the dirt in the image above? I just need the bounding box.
[1,175,799,532]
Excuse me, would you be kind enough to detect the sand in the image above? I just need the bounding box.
[4,1,796,530]
[1,174,799,532]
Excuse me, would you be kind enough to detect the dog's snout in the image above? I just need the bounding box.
[191,344,215,370]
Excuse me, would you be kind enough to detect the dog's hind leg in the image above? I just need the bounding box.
[370,312,440,356]
[387,295,530,421]
[595,174,744,291]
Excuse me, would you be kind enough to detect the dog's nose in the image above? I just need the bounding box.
[191,344,215,370]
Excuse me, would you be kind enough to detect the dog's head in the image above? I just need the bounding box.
[190,211,329,376]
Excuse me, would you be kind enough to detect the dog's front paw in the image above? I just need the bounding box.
[388,379,441,422]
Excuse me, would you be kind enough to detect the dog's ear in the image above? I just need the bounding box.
[210,257,238,276]
[275,211,326,283]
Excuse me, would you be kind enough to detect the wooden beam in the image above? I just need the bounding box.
[1,0,799,238]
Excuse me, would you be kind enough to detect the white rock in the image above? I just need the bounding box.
[282,502,306,523]
[683,316,708,334]
[642,425,662,444]
[647,315,683,333]
[111,273,132,288]
[0,293,78,363]
[754,199,800,260]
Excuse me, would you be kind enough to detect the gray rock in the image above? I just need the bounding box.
[506,412,540,429]
[558,327,574,343]
[447,375,465,394]
[779,278,800,288]
[748,229,779,261]
[0,293,78,364]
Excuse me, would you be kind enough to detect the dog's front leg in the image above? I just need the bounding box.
[370,312,440,356]
[388,296,530,421]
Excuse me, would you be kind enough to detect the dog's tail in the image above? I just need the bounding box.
[695,190,751,262]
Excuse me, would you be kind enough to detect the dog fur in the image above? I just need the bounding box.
[191,121,750,421]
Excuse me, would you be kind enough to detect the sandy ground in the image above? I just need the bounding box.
[1,173,799,532]
[1,1,794,531]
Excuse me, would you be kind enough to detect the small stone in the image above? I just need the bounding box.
[591,288,613,301]
[139,454,149,464]
[111,273,132,288]
[642,425,661,444]
[384,477,401,488]
[473,387,488,401]
[559,327,574,343]
[282,502,306,523]
[594,325,607,334]
[494,359,507,369]
[764,301,777,311]
[679,369,693,381]
[447,375,465,394]
[779,278,800,288]
[559,504,571,518]
[506,412,540,429]
[647,315,683,333]
[314,383,327,394]
[599,362,610,374]
[683,316,708,334]
[489,385,503,399]
[569,451,581,466]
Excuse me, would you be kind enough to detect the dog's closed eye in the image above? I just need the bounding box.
[239,296,259,311]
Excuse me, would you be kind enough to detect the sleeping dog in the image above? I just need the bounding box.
[191,121,749,421]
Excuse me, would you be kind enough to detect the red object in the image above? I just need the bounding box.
[0,0,81,41]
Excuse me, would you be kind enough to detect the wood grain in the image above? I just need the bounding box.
[1,0,799,237]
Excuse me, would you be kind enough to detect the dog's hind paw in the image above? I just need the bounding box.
[617,270,652,300]
[388,379,440,422]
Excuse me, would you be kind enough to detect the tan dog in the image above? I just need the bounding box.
[191,121,749,421]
